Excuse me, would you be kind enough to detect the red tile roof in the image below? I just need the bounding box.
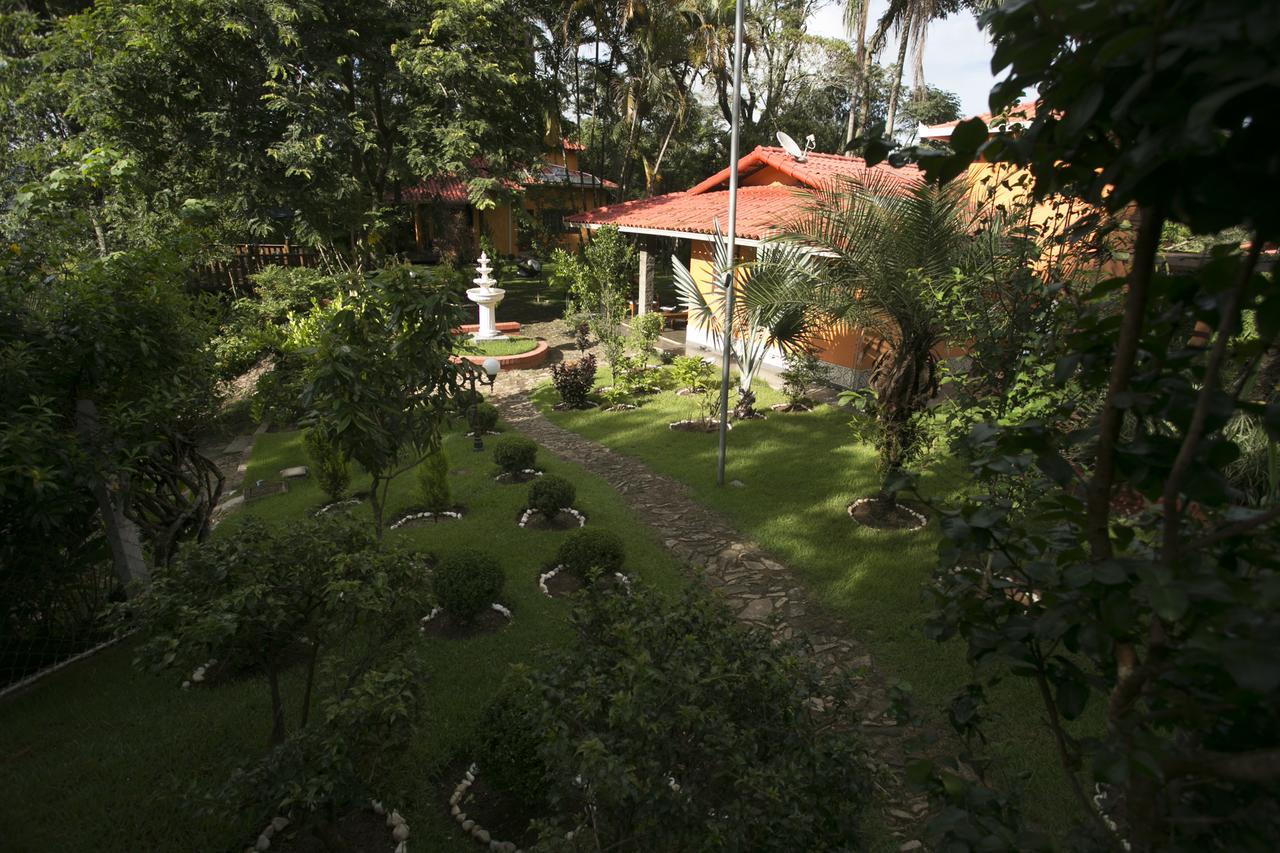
[566,185,821,241]
[401,176,471,205]
[688,146,923,195]
[566,147,922,240]
[918,99,1038,140]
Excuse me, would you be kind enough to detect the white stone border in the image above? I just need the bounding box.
[390,510,464,529]
[465,430,502,437]
[181,657,218,689]
[246,815,291,852]
[371,800,413,852]
[667,420,731,432]
[315,498,362,516]
[517,507,586,528]
[846,498,927,532]
[420,603,511,632]
[493,469,543,483]
[538,565,631,597]
[448,763,522,852]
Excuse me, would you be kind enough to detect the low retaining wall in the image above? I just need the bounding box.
[451,339,549,371]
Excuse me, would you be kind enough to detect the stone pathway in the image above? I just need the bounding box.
[492,388,930,843]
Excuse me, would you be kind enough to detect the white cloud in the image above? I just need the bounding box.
[807,1,1007,117]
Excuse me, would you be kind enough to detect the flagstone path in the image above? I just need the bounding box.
[491,386,931,844]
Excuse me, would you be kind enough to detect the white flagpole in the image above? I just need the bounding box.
[716,0,747,487]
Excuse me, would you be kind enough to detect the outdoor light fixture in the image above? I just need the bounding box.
[716,0,747,488]
[469,359,501,453]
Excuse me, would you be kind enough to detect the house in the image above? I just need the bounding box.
[565,144,956,387]
[916,99,1039,145]
[399,139,616,260]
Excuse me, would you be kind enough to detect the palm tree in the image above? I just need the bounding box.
[843,0,872,147]
[673,225,825,419]
[868,0,967,138]
[781,171,977,499]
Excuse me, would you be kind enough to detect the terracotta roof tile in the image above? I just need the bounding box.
[688,146,923,195]
[566,185,820,240]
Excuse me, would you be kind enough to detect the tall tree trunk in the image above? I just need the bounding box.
[75,399,150,594]
[884,14,912,139]
[844,0,871,149]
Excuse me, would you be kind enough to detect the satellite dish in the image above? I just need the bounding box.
[776,131,807,162]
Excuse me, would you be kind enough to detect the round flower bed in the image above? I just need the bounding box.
[846,498,927,531]
[538,564,631,598]
[493,468,542,484]
[668,419,731,433]
[447,763,523,853]
[419,603,512,639]
[517,507,586,530]
[314,497,363,516]
[390,508,465,529]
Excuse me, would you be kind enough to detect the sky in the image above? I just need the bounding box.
[808,1,1002,118]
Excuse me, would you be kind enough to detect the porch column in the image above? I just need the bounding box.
[637,238,655,315]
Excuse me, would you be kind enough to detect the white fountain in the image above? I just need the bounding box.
[466,252,507,342]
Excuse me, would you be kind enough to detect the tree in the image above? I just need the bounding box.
[779,171,977,498]
[41,0,551,258]
[894,1,1280,849]
[553,225,635,376]
[304,265,467,538]
[863,0,967,140]
[674,226,823,419]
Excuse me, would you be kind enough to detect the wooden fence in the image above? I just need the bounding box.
[189,243,318,295]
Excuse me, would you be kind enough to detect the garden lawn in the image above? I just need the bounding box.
[0,424,685,853]
[453,335,540,357]
[532,374,1095,837]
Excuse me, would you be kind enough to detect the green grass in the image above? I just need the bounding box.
[453,335,540,356]
[0,425,685,853]
[532,374,1093,837]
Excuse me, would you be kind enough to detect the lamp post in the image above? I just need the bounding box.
[716,0,747,487]
[470,357,502,452]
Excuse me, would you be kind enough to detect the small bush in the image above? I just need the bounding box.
[493,434,538,475]
[433,549,504,621]
[528,474,575,518]
[550,354,597,408]
[473,691,547,810]
[781,348,825,406]
[555,529,625,580]
[472,401,500,433]
[304,425,351,501]
[668,355,715,391]
[631,311,664,350]
[416,447,451,512]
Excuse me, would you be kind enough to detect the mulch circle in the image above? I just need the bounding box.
[675,387,710,396]
[518,508,586,530]
[420,606,511,640]
[847,497,928,531]
[769,402,813,413]
[494,469,543,484]
[269,809,388,853]
[668,419,729,433]
[390,504,467,529]
[552,401,599,411]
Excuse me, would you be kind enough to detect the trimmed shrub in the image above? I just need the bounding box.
[473,401,500,433]
[474,691,548,811]
[493,434,538,475]
[555,529,625,580]
[631,311,664,351]
[528,474,575,519]
[432,550,504,621]
[304,425,351,501]
[668,355,715,391]
[550,353,597,408]
[416,447,450,512]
